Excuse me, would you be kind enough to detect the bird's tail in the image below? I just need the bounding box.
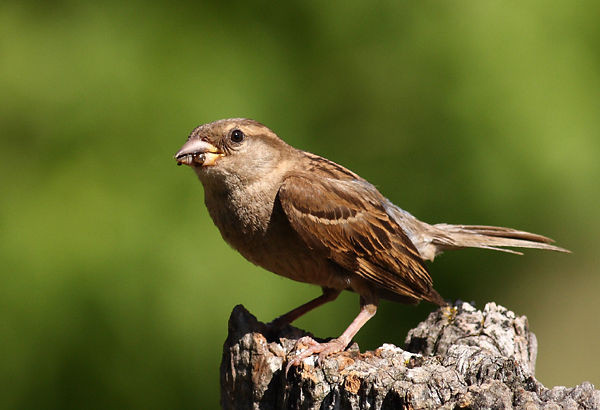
[430,224,570,255]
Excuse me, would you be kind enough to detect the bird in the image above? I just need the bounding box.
[174,118,568,367]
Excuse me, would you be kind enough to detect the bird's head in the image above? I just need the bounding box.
[174,118,294,187]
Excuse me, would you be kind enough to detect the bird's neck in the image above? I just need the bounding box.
[201,156,297,241]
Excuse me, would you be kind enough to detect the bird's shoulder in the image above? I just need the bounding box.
[281,152,385,220]
[298,151,363,181]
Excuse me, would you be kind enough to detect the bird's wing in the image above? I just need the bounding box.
[278,173,434,301]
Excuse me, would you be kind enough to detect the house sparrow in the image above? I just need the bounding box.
[174,118,568,367]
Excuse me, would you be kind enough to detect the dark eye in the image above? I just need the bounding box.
[230,129,245,143]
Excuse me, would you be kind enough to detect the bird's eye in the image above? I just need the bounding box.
[230,129,245,143]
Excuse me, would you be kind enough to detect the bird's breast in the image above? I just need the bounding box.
[202,181,350,290]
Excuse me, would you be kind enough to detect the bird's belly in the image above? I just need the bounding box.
[243,240,350,290]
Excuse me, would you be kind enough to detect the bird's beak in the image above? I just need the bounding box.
[174,139,224,167]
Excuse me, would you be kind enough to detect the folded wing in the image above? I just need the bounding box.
[278,174,443,305]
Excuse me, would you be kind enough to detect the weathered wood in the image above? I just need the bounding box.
[220,302,599,409]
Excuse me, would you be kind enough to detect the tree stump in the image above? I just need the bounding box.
[220,302,598,409]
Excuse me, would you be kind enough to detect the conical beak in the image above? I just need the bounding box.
[174,139,223,167]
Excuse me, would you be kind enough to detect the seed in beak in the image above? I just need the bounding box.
[176,152,207,166]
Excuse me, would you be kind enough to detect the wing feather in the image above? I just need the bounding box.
[278,172,434,302]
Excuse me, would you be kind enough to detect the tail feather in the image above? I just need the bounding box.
[430,223,570,255]
[381,202,570,260]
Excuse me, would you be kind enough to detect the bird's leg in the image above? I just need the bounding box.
[286,296,378,372]
[270,287,341,327]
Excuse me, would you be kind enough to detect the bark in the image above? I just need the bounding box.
[220,302,599,409]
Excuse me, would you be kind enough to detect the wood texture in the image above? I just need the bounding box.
[220,302,598,409]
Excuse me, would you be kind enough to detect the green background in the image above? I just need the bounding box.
[1,1,599,408]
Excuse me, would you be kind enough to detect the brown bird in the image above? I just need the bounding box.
[174,118,568,367]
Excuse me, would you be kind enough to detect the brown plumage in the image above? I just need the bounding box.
[174,118,568,366]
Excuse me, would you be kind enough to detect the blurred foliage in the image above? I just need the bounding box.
[1,1,599,408]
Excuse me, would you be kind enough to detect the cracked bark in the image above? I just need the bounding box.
[220,302,599,409]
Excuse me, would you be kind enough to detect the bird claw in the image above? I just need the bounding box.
[285,337,347,375]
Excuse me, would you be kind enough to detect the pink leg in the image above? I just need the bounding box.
[286,297,378,372]
[270,287,341,327]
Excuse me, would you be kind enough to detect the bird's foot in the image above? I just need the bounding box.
[285,336,348,374]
